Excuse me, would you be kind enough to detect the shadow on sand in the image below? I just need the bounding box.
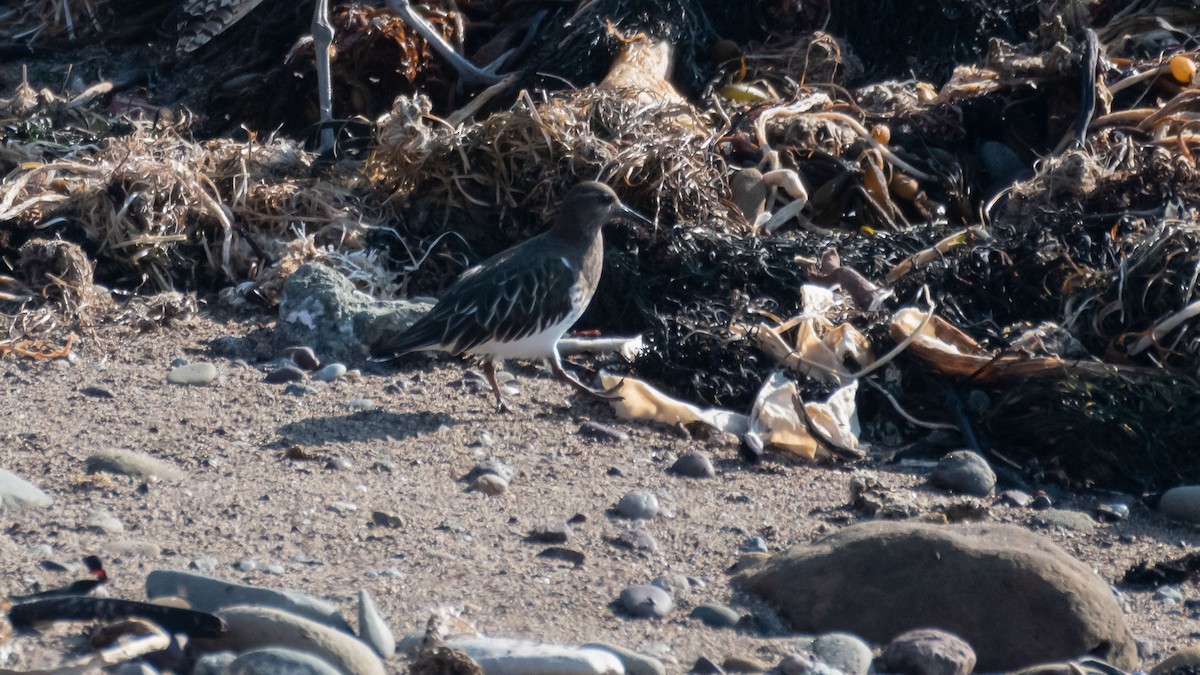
[276,410,456,445]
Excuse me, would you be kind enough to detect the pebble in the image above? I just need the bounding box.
[357,589,396,659]
[312,363,346,382]
[670,451,716,478]
[1095,502,1130,522]
[85,449,184,481]
[81,384,115,398]
[264,365,306,383]
[579,420,629,443]
[228,646,341,675]
[87,510,125,534]
[1155,585,1183,604]
[537,547,586,566]
[651,574,692,597]
[0,468,53,510]
[1031,493,1053,510]
[997,489,1032,508]
[690,603,740,629]
[166,362,218,386]
[619,584,673,618]
[471,474,508,496]
[691,656,724,674]
[345,397,375,410]
[1159,486,1200,524]
[170,357,189,368]
[777,653,814,675]
[112,662,158,675]
[1034,508,1096,533]
[190,556,220,572]
[740,536,768,553]
[616,491,659,520]
[281,346,321,371]
[880,628,977,675]
[285,383,315,396]
[612,528,659,553]
[929,450,996,497]
[581,643,667,675]
[811,632,874,675]
[527,522,573,544]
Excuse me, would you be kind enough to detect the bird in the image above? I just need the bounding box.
[9,556,107,602]
[370,181,650,411]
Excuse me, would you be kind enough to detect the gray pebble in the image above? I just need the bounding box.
[929,450,996,497]
[690,603,740,628]
[1155,585,1184,603]
[228,646,341,675]
[285,383,315,396]
[281,346,321,371]
[170,357,189,368]
[670,451,716,478]
[193,651,237,675]
[651,574,691,597]
[313,363,347,382]
[81,384,115,398]
[740,536,768,553]
[1160,485,1200,524]
[1034,508,1096,533]
[1095,502,1129,522]
[997,489,1032,507]
[112,662,159,675]
[467,457,513,483]
[190,556,220,572]
[264,365,306,383]
[471,474,508,496]
[616,490,659,520]
[358,589,396,658]
[579,420,629,443]
[527,522,573,544]
[344,397,375,410]
[881,628,976,675]
[0,468,53,510]
[619,584,673,618]
[167,362,217,386]
[237,558,260,572]
[811,632,874,675]
[87,510,125,534]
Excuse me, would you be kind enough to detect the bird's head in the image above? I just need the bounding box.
[554,181,652,237]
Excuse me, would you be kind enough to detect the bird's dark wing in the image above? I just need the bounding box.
[176,0,266,53]
[369,246,578,358]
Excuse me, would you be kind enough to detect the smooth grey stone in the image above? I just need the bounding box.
[211,607,383,675]
[470,474,508,495]
[229,646,341,675]
[998,489,1032,507]
[690,603,739,628]
[1095,502,1129,522]
[145,570,351,632]
[582,642,667,675]
[0,468,52,510]
[312,363,347,382]
[264,365,306,384]
[1160,486,1200,524]
[579,420,629,443]
[651,574,691,597]
[344,397,374,410]
[741,536,768,553]
[167,362,217,386]
[1034,508,1096,533]
[670,451,716,478]
[527,522,573,544]
[285,384,315,396]
[193,651,237,675]
[881,628,976,675]
[734,521,1136,671]
[619,584,673,618]
[112,662,158,675]
[190,556,219,572]
[357,589,395,658]
[1155,585,1183,603]
[612,528,659,553]
[929,450,996,497]
[86,510,124,534]
[811,632,873,675]
[616,491,659,520]
[281,346,320,371]
[170,357,189,368]
[85,449,184,481]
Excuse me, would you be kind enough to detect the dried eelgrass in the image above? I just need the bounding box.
[715,31,863,99]
[0,0,104,42]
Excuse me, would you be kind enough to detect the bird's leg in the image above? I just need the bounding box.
[312,0,335,155]
[550,351,622,400]
[482,360,512,413]
[385,0,510,86]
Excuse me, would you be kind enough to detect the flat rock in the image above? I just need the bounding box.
[264,365,306,383]
[357,589,395,659]
[145,570,350,632]
[167,362,218,386]
[1159,486,1200,524]
[228,646,342,675]
[582,642,667,675]
[205,605,383,675]
[85,449,184,481]
[732,521,1136,671]
[811,632,873,675]
[313,363,347,382]
[619,584,673,618]
[616,491,659,520]
[880,628,977,675]
[1033,509,1096,534]
[447,636,624,674]
[929,450,996,497]
[690,603,739,629]
[0,468,52,510]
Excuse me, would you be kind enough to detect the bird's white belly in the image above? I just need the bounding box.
[466,310,580,361]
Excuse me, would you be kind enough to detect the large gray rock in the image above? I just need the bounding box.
[202,605,385,675]
[228,646,343,675]
[1159,486,1200,524]
[0,468,52,510]
[145,570,350,632]
[278,263,432,359]
[732,521,1136,671]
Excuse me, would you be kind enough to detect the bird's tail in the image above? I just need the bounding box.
[367,321,441,361]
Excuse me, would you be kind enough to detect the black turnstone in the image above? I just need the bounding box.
[370,181,649,410]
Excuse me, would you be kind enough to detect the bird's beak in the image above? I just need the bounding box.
[617,203,653,226]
